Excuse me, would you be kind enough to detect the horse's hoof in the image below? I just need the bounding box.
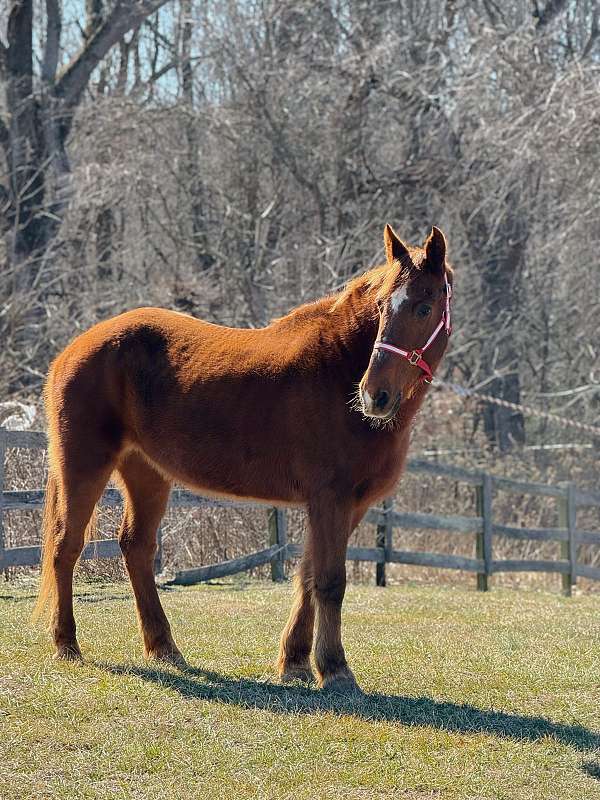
[147,646,187,669]
[320,670,362,695]
[53,643,83,662]
[280,665,315,684]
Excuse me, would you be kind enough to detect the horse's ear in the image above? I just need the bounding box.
[384,224,411,268]
[424,226,447,274]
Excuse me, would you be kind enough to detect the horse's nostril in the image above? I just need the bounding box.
[374,389,389,411]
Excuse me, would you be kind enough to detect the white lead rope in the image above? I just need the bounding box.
[432,377,600,439]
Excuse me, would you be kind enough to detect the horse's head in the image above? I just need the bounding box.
[359,224,453,421]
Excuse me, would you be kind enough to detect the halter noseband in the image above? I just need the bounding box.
[372,273,452,384]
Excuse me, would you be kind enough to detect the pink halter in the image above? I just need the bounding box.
[372,273,452,384]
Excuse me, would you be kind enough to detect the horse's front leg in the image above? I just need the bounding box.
[307,492,359,692]
[277,560,315,683]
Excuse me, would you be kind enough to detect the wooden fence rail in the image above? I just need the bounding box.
[1,427,600,594]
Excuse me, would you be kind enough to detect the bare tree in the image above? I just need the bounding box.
[0,0,599,462]
[0,1,174,298]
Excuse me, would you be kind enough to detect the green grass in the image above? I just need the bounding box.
[1,579,599,799]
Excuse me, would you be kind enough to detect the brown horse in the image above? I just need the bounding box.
[33,224,453,692]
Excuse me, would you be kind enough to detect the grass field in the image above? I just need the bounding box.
[1,579,599,799]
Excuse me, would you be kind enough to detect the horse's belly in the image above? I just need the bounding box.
[135,423,305,505]
[123,351,410,507]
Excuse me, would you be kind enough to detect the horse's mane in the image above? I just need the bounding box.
[330,250,421,313]
[270,247,424,331]
[329,265,391,313]
[268,272,382,331]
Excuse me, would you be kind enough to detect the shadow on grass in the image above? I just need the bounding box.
[99,662,600,753]
[75,586,179,603]
[0,590,132,605]
[76,594,131,604]
[582,761,600,780]
[0,593,38,602]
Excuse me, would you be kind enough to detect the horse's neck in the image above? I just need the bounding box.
[318,287,378,378]
[268,284,377,378]
[333,286,377,339]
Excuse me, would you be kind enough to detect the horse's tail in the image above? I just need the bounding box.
[31,359,99,624]
[31,461,99,624]
[31,466,60,623]
[32,361,64,624]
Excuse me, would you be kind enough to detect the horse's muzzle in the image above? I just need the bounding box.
[360,387,401,420]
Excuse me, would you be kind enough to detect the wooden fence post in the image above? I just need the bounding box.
[269,508,287,582]
[0,428,5,574]
[558,483,576,597]
[475,474,493,592]
[376,498,393,587]
[154,523,163,576]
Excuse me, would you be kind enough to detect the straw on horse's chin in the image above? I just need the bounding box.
[365,413,399,431]
[350,388,401,430]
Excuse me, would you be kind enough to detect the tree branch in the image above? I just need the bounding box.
[0,40,7,80]
[56,0,173,109]
[148,58,177,84]
[7,0,33,100]
[42,0,61,84]
[0,115,9,155]
[534,0,569,31]
[85,0,104,40]
[582,4,600,59]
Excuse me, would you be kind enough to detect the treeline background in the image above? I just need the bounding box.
[1,1,599,587]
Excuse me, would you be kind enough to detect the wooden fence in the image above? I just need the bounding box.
[1,427,600,595]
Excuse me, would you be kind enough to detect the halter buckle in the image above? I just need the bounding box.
[408,350,422,366]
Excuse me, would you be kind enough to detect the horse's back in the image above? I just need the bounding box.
[44,307,313,499]
[47,306,265,399]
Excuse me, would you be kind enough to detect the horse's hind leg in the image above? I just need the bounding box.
[33,454,116,660]
[116,451,183,665]
[277,559,315,683]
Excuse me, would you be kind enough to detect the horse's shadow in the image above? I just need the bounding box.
[99,661,600,755]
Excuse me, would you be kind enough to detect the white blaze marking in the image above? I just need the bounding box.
[390,286,408,313]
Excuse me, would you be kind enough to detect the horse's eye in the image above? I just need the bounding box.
[416,303,432,319]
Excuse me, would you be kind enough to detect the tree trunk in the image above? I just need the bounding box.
[180,0,213,273]
[467,195,526,452]
[5,2,52,290]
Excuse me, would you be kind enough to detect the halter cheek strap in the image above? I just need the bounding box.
[373,273,452,384]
